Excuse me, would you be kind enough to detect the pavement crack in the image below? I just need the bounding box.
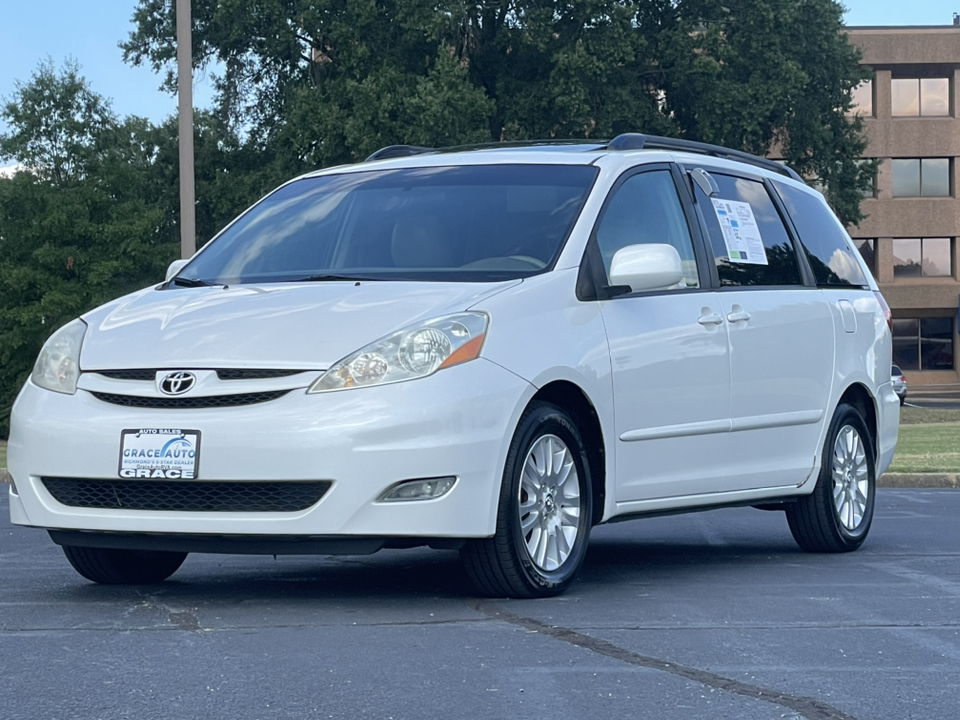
[471,600,859,720]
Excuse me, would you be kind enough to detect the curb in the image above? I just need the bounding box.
[878,473,960,488]
[2,470,958,488]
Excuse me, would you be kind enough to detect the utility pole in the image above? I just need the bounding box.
[176,0,196,259]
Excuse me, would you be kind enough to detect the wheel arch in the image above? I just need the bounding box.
[529,380,606,526]
[836,382,878,458]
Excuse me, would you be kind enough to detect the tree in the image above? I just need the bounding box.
[123,0,872,223]
[0,64,181,436]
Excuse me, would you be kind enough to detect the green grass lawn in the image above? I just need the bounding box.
[0,441,6,472]
[889,421,960,474]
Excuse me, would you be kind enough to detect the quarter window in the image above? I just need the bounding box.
[694,173,802,287]
[594,170,700,289]
[773,182,868,287]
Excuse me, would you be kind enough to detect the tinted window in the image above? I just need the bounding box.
[181,165,598,284]
[694,173,802,287]
[594,170,699,289]
[773,181,868,287]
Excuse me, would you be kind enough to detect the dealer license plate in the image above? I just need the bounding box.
[119,429,201,479]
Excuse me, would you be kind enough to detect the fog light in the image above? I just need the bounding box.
[7,474,18,496]
[378,476,457,502]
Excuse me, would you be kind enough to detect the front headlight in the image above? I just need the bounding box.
[31,319,87,395]
[308,312,488,393]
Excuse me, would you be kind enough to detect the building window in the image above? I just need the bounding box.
[852,239,876,277]
[891,158,950,197]
[857,159,877,198]
[849,80,873,117]
[892,317,955,370]
[892,238,953,278]
[891,78,950,117]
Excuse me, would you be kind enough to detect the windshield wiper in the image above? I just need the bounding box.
[294,273,385,283]
[166,276,228,289]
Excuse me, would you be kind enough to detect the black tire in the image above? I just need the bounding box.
[786,403,876,553]
[62,546,187,584]
[462,402,593,598]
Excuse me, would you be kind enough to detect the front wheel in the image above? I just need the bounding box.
[786,403,875,553]
[62,546,187,584]
[462,402,593,598]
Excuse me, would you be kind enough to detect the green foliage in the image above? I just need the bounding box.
[0,65,261,437]
[123,0,872,222]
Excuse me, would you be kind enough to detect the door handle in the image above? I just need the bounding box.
[726,304,751,323]
[698,312,724,326]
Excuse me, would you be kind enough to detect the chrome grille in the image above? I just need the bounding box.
[41,477,331,512]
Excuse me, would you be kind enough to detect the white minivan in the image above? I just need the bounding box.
[7,134,900,597]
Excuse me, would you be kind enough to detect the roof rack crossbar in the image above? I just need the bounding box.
[365,145,434,162]
[606,133,803,182]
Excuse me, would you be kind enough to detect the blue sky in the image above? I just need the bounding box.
[0,0,955,164]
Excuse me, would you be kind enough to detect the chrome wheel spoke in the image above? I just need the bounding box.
[518,433,582,571]
[832,424,871,531]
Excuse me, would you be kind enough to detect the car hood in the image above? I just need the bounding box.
[79,280,519,370]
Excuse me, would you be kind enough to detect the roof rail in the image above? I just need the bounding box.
[606,133,803,182]
[365,145,433,162]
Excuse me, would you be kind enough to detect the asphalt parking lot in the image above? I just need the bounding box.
[2,489,959,720]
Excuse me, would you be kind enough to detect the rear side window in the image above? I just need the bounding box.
[773,181,868,287]
[694,173,803,287]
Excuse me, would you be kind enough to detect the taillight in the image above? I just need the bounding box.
[874,291,892,331]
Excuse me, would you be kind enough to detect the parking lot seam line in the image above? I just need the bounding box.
[471,600,860,720]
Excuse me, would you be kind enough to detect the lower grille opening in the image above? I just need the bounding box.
[41,477,331,512]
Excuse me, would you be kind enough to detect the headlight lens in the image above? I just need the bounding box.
[31,319,87,394]
[309,312,488,393]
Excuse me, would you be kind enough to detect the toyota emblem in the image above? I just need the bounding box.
[159,371,197,396]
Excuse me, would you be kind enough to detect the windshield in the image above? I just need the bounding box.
[178,164,598,285]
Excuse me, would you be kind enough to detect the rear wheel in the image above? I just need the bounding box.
[786,403,875,552]
[462,402,593,598]
[62,546,187,584]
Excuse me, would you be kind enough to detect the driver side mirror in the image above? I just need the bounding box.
[165,258,189,281]
[608,244,683,294]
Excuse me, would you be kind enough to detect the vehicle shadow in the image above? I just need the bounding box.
[31,535,816,608]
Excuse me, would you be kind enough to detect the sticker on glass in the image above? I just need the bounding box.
[711,199,768,265]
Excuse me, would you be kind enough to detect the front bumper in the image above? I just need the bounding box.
[8,359,532,540]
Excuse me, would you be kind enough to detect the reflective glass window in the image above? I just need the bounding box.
[920,78,950,116]
[893,239,922,278]
[892,159,921,197]
[849,80,873,116]
[695,174,802,287]
[921,158,950,197]
[921,318,954,370]
[922,238,952,277]
[594,170,700,289]
[892,319,920,370]
[892,159,950,197]
[773,181,867,286]
[891,79,919,116]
